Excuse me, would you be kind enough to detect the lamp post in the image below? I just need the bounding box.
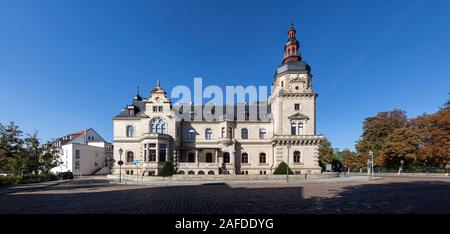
[286,142,291,182]
[118,148,124,183]
[369,150,374,178]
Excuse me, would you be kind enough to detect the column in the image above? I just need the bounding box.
[196,149,199,167]
[215,149,218,166]
[230,150,236,174]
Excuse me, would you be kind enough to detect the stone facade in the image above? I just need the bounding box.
[112,23,324,176]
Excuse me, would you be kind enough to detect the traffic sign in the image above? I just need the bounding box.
[118,160,124,166]
[133,160,141,165]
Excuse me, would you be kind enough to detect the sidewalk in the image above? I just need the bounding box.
[0,180,71,195]
[107,175,377,186]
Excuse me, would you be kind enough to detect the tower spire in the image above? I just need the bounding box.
[282,22,301,64]
[133,85,142,101]
[156,80,160,88]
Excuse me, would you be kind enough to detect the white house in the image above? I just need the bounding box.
[48,128,113,176]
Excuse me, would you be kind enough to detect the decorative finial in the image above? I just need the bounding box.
[156,80,160,88]
[290,19,294,28]
[137,86,140,96]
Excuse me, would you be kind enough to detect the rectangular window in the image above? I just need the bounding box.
[158,106,163,112]
[148,143,156,148]
[149,150,156,161]
[291,123,296,135]
[153,106,157,112]
[298,123,304,135]
[75,150,80,159]
[294,103,300,111]
[159,144,167,162]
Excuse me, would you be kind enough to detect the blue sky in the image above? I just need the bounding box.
[0,0,449,150]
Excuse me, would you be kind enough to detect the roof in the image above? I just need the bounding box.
[114,101,273,121]
[274,60,311,78]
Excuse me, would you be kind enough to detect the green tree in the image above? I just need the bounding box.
[441,93,450,110]
[40,145,61,175]
[318,138,335,168]
[159,161,175,177]
[0,122,24,174]
[273,161,294,175]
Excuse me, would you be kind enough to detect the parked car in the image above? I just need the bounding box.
[58,171,74,180]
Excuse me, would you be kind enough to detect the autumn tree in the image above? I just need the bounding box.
[355,109,407,168]
[318,138,335,169]
[342,150,364,171]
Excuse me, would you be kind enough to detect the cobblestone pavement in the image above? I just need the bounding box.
[0,177,449,214]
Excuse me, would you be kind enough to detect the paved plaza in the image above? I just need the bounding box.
[0,176,449,214]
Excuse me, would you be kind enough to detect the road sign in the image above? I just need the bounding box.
[118,160,124,166]
[133,160,141,165]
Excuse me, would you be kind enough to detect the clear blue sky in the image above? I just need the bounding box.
[1,0,449,150]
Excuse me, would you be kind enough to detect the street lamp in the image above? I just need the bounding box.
[286,142,291,182]
[118,148,124,183]
[369,150,374,178]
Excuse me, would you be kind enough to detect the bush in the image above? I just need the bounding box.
[0,175,20,187]
[273,161,294,175]
[158,161,175,177]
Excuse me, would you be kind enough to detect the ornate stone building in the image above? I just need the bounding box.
[112,23,324,176]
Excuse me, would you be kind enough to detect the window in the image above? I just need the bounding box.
[158,106,163,112]
[259,153,266,164]
[75,161,80,170]
[259,128,266,139]
[223,152,230,163]
[298,123,303,135]
[144,149,147,161]
[228,127,232,138]
[188,128,196,140]
[127,151,134,163]
[294,103,300,111]
[206,153,213,163]
[150,118,166,134]
[126,125,134,137]
[241,128,248,139]
[149,150,156,162]
[294,151,301,163]
[281,81,284,87]
[75,150,80,159]
[241,153,248,164]
[188,152,195,162]
[205,128,212,140]
[221,127,225,138]
[291,123,296,135]
[153,106,157,112]
[159,144,166,162]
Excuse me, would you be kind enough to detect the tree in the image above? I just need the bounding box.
[441,93,450,110]
[273,161,294,175]
[0,122,24,174]
[159,161,175,177]
[355,109,407,168]
[40,145,60,175]
[318,138,335,169]
[342,150,364,171]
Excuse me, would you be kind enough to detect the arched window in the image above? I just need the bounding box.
[188,170,195,175]
[294,151,301,163]
[126,125,134,137]
[178,170,185,175]
[206,153,213,163]
[208,170,215,175]
[298,123,304,135]
[259,153,266,164]
[223,152,230,163]
[241,153,248,164]
[241,128,248,139]
[188,152,195,162]
[205,128,212,140]
[221,127,225,138]
[127,151,134,163]
[291,123,296,135]
[150,118,166,134]
[188,128,196,140]
[198,171,205,175]
[259,128,266,139]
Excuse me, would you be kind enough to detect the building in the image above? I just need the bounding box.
[47,128,113,176]
[112,23,324,176]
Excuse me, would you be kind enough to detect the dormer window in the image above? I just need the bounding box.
[158,106,163,112]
